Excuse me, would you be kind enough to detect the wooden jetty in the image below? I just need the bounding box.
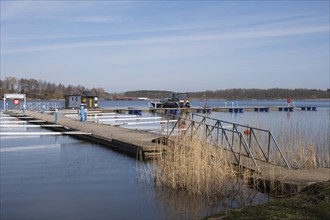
[231,151,329,193]
[6,110,163,159]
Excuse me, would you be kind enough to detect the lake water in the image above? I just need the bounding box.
[1,116,270,219]
[1,99,329,219]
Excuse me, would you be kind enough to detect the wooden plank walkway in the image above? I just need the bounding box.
[7,110,162,159]
[234,152,329,190]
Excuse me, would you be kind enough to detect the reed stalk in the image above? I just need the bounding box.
[153,135,241,197]
[274,122,329,169]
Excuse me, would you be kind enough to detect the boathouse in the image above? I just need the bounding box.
[65,94,99,109]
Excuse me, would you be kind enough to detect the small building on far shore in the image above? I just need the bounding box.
[65,94,98,109]
[137,97,149,101]
[114,96,137,101]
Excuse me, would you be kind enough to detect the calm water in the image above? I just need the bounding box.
[1,99,329,219]
[1,118,270,220]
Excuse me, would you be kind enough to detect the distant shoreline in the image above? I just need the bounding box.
[188,98,330,101]
[1,98,329,101]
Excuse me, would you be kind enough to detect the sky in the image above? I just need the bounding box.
[1,0,329,93]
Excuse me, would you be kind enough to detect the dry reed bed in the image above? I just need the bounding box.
[177,118,329,170]
[140,134,286,199]
[140,119,329,200]
[139,117,329,218]
[152,135,238,197]
[138,135,274,219]
[274,122,329,169]
[190,113,329,169]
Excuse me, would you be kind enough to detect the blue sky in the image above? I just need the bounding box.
[1,0,329,92]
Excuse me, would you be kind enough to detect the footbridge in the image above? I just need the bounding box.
[165,113,329,193]
[167,113,290,172]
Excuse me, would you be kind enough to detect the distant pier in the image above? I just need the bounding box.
[107,106,317,114]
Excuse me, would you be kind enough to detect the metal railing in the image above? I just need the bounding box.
[166,113,290,172]
[23,102,60,111]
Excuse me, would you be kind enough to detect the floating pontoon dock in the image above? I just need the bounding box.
[5,110,163,159]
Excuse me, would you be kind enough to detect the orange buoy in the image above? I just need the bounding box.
[180,122,185,129]
[244,129,251,135]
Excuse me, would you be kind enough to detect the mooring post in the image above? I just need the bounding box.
[80,105,85,122]
[54,109,58,124]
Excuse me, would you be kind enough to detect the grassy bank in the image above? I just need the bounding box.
[204,180,330,220]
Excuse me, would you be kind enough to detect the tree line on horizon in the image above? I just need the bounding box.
[0,77,109,100]
[124,89,330,100]
[1,77,329,100]
[186,88,329,100]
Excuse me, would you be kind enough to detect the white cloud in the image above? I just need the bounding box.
[3,25,328,54]
[1,1,31,20]
[0,1,64,20]
[71,15,123,23]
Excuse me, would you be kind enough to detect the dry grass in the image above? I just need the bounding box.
[138,133,288,198]
[151,135,238,197]
[137,114,328,218]
[136,131,294,218]
[274,123,329,169]
[138,115,329,201]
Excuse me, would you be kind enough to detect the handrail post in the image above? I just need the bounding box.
[166,115,169,136]
[191,120,194,140]
[216,122,219,147]
[240,133,260,172]
[248,128,252,153]
[231,124,235,150]
[239,134,242,167]
[166,115,179,138]
[250,129,267,161]
[270,131,291,169]
[268,132,271,162]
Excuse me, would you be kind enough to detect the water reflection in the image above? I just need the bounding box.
[286,111,292,120]
[1,126,271,220]
[138,160,271,219]
[151,178,270,220]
